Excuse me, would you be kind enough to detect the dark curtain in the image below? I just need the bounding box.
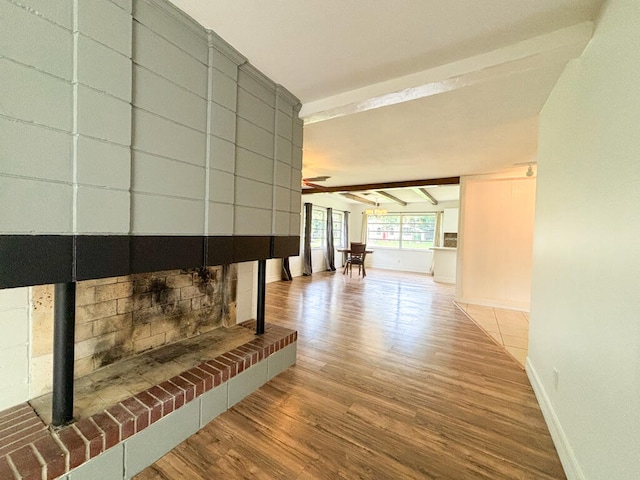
[326,207,336,271]
[342,211,349,267]
[303,202,313,276]
[281,258,293,281]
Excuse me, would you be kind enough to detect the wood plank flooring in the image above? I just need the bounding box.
[135,269,565,479]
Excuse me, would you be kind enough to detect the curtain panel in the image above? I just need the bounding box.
[429,210,444,274]
[303,202,313,276]
[281,258,293,281]
[326,207,336,271]
[361,212,369,244]
[342,211,349,266]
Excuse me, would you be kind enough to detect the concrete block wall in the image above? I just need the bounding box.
[0,0,74,234]
[274,87,302,236]
[235,64,276,235]
[28,266,238,398]
[0,0,302,238]
[208,31,245,235]
[76,0,133,234]
[291,115,304,235]
[0,288,30,411]
[236,262,258,323]
[130,0,207,235]
[0,0,302,415]
[0,0,133,235]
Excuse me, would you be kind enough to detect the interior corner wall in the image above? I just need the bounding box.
[528,0,640,479]
[456,174,536,311]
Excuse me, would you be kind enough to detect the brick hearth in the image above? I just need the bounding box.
[0,322,296,480]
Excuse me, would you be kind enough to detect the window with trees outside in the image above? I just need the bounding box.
[332,211,344,248]
[310,208,326,248]
[366,214,436,249]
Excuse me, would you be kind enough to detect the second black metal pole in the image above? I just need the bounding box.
[52,282,76,427]
[256,260,266,335]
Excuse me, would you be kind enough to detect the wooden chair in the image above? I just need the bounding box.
[344,243,367,277]
[342,242,363,275]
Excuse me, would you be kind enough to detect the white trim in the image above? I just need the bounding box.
[365,264,431,275]
[433,275,455,284]
[454,296,529,312]
[526,358,585,480]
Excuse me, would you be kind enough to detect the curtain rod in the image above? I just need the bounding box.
[361,210,443,215]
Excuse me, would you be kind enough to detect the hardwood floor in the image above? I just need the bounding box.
[135,269,565,479]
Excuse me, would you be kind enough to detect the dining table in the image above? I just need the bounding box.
[337,248,373,277]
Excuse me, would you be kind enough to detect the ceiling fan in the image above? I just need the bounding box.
[302,175,331,183]
[302,175,331,190]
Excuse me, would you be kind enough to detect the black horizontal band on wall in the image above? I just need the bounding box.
[0,236,74,289]
[272,236,301,258]
[0,235,300,289]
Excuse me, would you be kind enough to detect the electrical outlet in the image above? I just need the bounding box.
[553,367,559,390]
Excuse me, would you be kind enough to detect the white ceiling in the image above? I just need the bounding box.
[168,0,604,202]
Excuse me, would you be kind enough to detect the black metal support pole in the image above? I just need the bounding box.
[52,282,76,427]
[256,260,266,335]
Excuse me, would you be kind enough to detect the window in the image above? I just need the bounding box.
[310,208,326,248]
[367,214,436,249]
[367,214,401,248]
[332,211,344,248]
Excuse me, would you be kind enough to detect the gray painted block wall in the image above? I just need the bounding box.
[1,0,302,237]
[76,0,133,234]
[131,0,208,235]
[1,0,74,234]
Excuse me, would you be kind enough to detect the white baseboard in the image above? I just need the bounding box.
[455,296,529,312]
[368,264,429,274]
[433,275,456,284]
[526,358,585,480]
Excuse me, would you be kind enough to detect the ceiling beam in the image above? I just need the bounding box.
[301,181,329,191]
[340,193,377,206]
[416,188,438,206]
[301,23,593,124]
[377,191,407,206]
[302,180,391,207]
[301,176,459,195]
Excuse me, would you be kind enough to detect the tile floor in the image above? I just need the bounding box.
[454,302,529,367]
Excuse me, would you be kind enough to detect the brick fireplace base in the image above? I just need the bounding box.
[0,322,297,480]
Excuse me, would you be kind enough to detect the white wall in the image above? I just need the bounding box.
[0,287,30,410]
[442,207,459,233]
[456,173,536,310]
[236,262,258,322]
[528,1,640,479]
[350,200,459,274]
